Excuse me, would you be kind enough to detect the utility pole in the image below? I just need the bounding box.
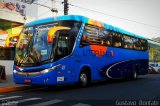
[64,0,69,15]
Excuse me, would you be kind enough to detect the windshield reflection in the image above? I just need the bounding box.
[15,21,81,66]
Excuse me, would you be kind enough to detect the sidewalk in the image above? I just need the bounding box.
[0,74,33,93]
[0,74,21,88]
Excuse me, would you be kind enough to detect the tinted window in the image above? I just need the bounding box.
[112,32,122,47]
[81,25,98,46]
[81,25,111,46]
[99,28,111,46]
[123,35,134,49]
[140,39,148,51]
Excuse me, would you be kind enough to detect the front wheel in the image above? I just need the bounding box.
[79,72,89,87]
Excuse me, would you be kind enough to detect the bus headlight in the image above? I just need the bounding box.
[40,64,61,74]
[14,64,62,76]
[40,69,51,74]
[13,70,17,74]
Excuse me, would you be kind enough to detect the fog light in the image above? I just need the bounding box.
[13,70,17,74]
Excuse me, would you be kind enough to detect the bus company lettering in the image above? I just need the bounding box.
[83,49,114,57]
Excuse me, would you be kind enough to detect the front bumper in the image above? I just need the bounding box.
[13,71,58,85]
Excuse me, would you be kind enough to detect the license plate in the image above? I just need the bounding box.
[57,77,64,82]
[24,78,31,83]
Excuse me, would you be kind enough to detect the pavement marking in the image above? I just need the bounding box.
[28,99,63,106]
[9,98,41,104]
[19,98,41,103]
[0,96,22,100]
[71,103,91,106]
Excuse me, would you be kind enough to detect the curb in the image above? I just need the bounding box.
[0,85,33,93]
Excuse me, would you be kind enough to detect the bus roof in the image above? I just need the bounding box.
[148,40,160,46]
[26,15,147,40]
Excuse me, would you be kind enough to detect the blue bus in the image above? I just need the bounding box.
[13,15,149,86]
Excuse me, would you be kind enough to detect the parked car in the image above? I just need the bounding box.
[148,66,158,74]
[157,68,160,73]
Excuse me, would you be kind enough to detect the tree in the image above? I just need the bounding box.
[149,48,158,63]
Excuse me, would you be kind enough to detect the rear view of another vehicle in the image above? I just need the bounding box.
[149,63,160,74]
[148,66,157,74]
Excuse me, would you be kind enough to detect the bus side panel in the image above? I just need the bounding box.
[101,47,149,79]
[76,46,149,80]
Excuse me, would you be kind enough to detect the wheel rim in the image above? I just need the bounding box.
[80,73,88,86]
[133,71,137,79]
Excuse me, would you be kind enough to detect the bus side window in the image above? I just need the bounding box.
[132,38,139,50]
[99,28,111,46]
[80,28,89,46]
[145,40,148,50]
[132,37,138,50]
[56,34,69,59]
[123,35,133,49]
[140,39,148,51]
[81,25,112,47]
[80,25,99,46]
[112,32,122,47]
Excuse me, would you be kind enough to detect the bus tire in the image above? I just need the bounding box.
[125,67,138,80]
[132,70,137,79]
[132,67,138,80]
[79,69,91,87]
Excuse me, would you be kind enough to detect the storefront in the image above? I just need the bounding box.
[0,0,37,74]
[0,0,37,60]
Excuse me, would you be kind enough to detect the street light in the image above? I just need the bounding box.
[64,0,69,15]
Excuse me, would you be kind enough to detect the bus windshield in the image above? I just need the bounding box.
[15,21,81,66]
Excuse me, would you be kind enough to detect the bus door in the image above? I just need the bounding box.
[54,30,71,61]
[49,27,77,81]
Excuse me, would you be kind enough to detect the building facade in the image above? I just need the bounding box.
[0,0,38,47]
[0,0,38,74]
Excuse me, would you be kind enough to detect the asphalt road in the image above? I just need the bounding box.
[1,74,160,106]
